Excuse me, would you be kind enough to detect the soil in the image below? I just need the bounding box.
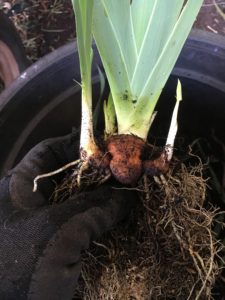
[69,152,222,299]
[196,0,225,35]
[0,0,225,62]
[45,132,224,299]
[0,0,75,61]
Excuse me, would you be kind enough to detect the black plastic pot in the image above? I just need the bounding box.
[0,29,224,178]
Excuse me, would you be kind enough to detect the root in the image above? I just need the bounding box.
[33,148,111,198]
[73,160,224,299]
[50,159,111,203]
[77,161,89,187]
[147,163,220,298]
[33,159,80,192]
[97,172,112,186]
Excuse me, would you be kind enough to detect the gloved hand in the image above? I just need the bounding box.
[0,133,137,300]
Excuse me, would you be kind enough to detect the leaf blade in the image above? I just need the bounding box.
[92,0,203,139]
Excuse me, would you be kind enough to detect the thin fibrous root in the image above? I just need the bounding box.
[33,159,80,192]
[97,172,111,186]
[77,161,89,187]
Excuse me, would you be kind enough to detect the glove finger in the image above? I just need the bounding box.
[28,184,137,300]
[9,132,79,209]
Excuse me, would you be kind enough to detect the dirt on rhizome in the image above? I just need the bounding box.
[47,132,225,300]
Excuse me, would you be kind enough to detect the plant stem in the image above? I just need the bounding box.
[80,87,99,159]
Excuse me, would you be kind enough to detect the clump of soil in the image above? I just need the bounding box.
[73,157,224,299]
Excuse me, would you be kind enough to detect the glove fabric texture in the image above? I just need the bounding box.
[0,133,137,300]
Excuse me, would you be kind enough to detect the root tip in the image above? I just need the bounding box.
[33,178,38,192]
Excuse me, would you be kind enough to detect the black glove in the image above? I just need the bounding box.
[0,133,137,300]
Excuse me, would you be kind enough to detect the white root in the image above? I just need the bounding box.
[33,159,80,192]
[77,161,89,187]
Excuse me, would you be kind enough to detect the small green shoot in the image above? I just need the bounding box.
[104,92,116,137]
[166,79,182,161]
